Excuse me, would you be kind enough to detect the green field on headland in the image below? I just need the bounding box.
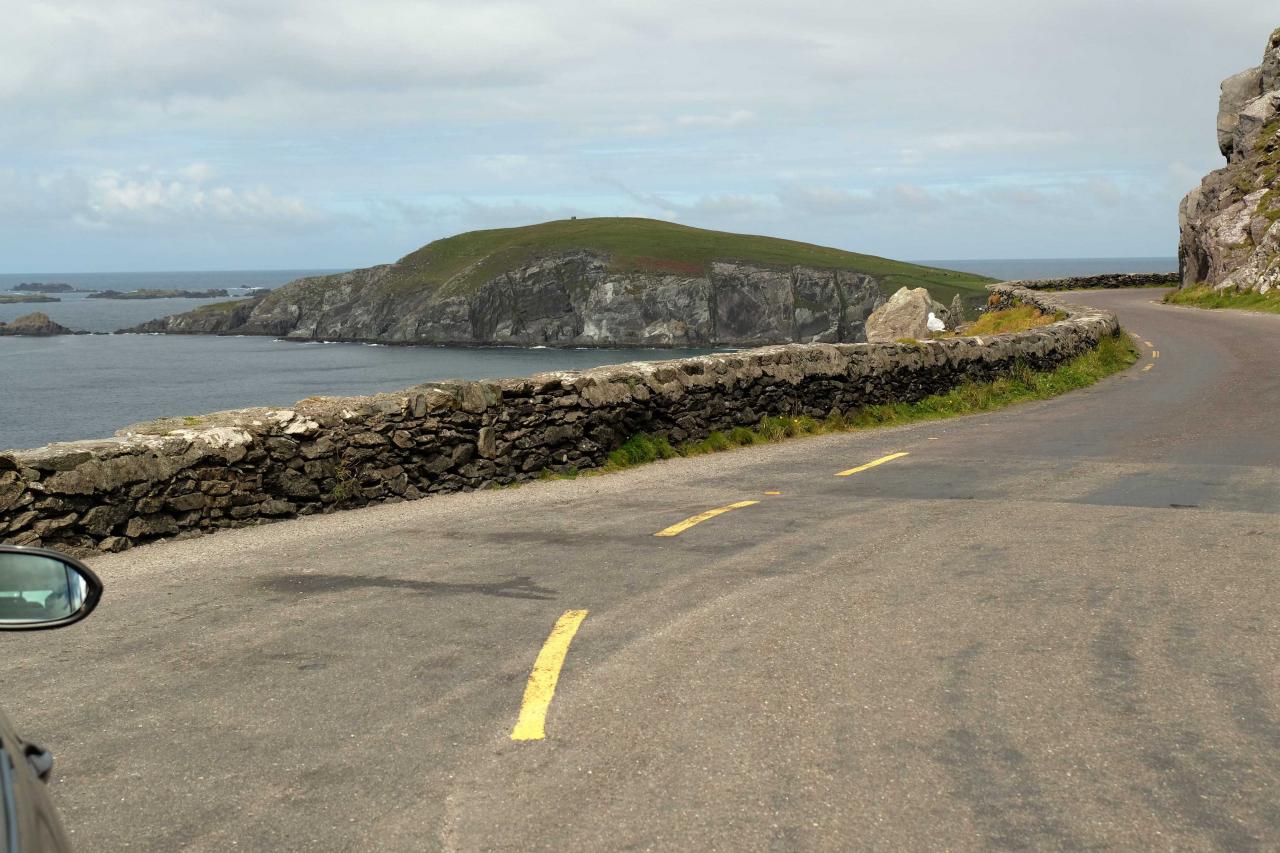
[387,217,994,303]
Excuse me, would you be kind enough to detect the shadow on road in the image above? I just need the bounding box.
[255,572,557,600]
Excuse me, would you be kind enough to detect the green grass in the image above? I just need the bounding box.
[1164,285,1280,315]
[286,217,993,307]
[192,298,254,314]
[962,305,1062,335]
[551,332,1136,477]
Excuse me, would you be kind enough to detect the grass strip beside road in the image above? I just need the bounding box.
[1165,285,1280,315]
[580,332,1138,474]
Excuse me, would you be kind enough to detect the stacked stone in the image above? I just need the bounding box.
[1003,273,1179,291]
[0,285,1117,556]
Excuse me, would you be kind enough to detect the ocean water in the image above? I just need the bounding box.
[0,259,1177,451]
[0,269,337,333]
[916,257,1178,281]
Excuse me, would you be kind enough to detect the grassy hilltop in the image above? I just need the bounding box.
[379,217,993,304]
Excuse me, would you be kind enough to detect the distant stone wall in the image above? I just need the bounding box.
[0,285,1118,556]
[1005,273,1179,291]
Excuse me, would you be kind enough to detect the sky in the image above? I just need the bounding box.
[2,1,1276,272]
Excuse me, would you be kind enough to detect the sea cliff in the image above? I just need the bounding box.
[124,218,991,347]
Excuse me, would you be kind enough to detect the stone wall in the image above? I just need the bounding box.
[1003,273,1179,291]
[0,285,1119,556]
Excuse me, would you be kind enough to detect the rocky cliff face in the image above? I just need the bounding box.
[1179,28,1280,292]
[127,254,888,347]
[128,298,265,335]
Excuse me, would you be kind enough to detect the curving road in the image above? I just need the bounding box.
[4,289,1280,851]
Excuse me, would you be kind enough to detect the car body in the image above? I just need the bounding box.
[0,546,103,853]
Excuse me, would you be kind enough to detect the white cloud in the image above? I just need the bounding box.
[929,130,1074,151]
[2,0,1277,268]
[0,165,325,231]
[675,110,757,128]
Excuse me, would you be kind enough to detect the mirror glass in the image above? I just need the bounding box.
[0,552,90,624]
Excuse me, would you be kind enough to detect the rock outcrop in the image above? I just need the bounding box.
[865,287,953,342]
[125,254,889,347]
[0,312,75,337]
[89,288,231,300]
[127,298,265,335]
[1179,28,1280,292]
[13,283,72,294]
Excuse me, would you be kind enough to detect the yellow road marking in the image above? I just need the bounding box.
[1152,350,1160,359]
[654,500,760,537]
[835,451,910,477]
[511,610,589,741]
[1143,364,1154,372]
[1143,340,1153,348]
[763,490,781,495]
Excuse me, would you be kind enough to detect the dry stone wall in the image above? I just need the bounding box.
[0,285,1118,556]
[1003,273,1178,291]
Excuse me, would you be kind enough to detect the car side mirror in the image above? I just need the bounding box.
[0,546,103,631]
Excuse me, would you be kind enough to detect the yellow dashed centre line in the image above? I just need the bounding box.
[654,500,760,537]
[511,609,589,741]
[835,451,910,478]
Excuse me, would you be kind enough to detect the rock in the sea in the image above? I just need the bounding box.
[0,312,75,337]
[1180,27,1280,293]
[865,287,949,342]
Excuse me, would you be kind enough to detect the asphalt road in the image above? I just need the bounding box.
[4,289,1279,851]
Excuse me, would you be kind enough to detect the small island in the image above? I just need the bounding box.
[12,282,73,294]
[0,312,78,336]
[88,288,231,300]
[0,294,61,304]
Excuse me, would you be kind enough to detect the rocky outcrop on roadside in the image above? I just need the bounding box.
[1179,28,1280,292]
[865,287,958,342]
[122,255,890,347]
[0,312,76,337]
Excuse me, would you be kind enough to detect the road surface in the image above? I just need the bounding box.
[4,289,1279,850]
